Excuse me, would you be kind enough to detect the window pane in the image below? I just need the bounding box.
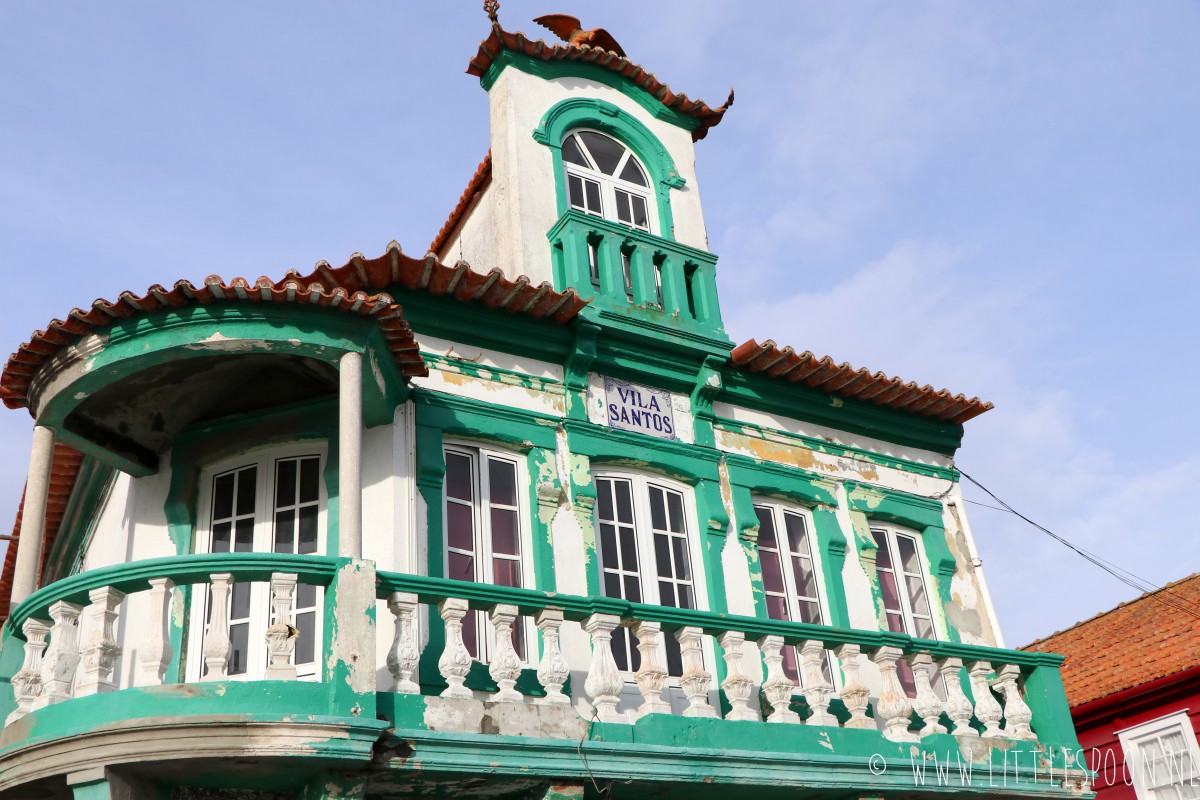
[462,610,479,660]
[445,452,474,502]
[914,617,935,640]
[677,583,694,610]
[488,459,517,507]
[619,157,647,186]
[766,594,789,621]
[792,556,818,600]
[659,580,677,608]
[623,575,642,603]
[755,506,777,547]
[654,534,671,578]
[298,506,318,554]
[783,513,811,556]
[584,179,602,214]
[619,528,639,571]
[448,550,475,582]
[297,583,316,608]
[568,173,586,209]
[579,131,624,174]
[631,195,649,229]
[493,557,521,588]
[906,575,931,616]
[665,492,684,532]
[213,474,235,520]
[885,610,906,634]
[798,599,821,625]
[615,191,632,224]
[760,549,785,594]
[614,482,634,524]
[649,487,667,531]
[231,582,251,620]
[274,508,295,553]
[597,479,614,521]
[276,459,296,508]
[879,569,903,615]
[604,571,622,598]
[896,534,921,574]
[299,457,320,502]
[234,517,254,552]
[599,523,618,569]
[236,468,256,516]
[562,134,589,166]
[446,502,474,552]
[665,636,683,677]
[490,508,519,556]
[296,610,315,664]
[872,530,892,568]
[229,622,248,676]
[671,537,690,581]
[212,521,232,553]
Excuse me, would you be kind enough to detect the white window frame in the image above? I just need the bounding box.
[562,128,658,236]
[870,522,940,641]
[442,442,536,664]
[1118,710,1200,800]
[186,444,328,682]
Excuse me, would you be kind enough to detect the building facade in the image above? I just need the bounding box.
[1025,575,1200,800]
[0,9,1088,800]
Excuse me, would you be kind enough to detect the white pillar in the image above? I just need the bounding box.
[339,351,363,559]
[11,426,56,607]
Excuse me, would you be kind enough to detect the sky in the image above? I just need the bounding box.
[1,1,1198,647]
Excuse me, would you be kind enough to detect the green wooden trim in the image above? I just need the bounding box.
[422,352,564,396]
[482,48,702,135]
[413,389,559,451]
[534,97,683,239]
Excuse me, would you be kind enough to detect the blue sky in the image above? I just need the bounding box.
[1,2,1197,646]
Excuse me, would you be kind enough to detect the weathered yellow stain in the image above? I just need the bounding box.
[720,430,881,482]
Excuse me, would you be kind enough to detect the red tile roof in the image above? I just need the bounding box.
[730,339,994,425]
[1022,574,1200,708]
[0,444,84,620]
[431,152,492,258]
[467,22,734,141]
[1,272,427,412]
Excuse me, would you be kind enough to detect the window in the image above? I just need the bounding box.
[443,444,531,661]
[871,524,936,640]
[754,502,832,685]
[594,473,701,677]
[562,130,655,234]
[1118,711,1200,800]
[190,449,326,680]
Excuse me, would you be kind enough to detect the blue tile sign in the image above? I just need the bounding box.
[603,377,676,440]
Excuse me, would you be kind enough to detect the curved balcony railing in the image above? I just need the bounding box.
[1,553,1076,757]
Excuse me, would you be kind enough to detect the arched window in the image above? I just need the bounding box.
[561,130,655,233]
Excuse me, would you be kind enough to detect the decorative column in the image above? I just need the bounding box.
[535,608,570,705]
[10,426,56,606]
[76,586,125,696]
[871,646,917,742]
[834,643,873,729]
[583,613,625,723]
[757,635,799,723]
[488,604,523,702]
[35,600,83,708]
[938,657,977,737]
[137,578,174,686]
[6,618,50,724]
[717,630,758,721]
[993,664,1037,740]
[969,661,1005,738]
[202,574,233,681]
[633,621,671,718]
[907,652,947,734]
[339,351,363,559]
[437,598,473,700]
[264,573,299,680]
[676,626,717,718]
[386,592,421,694]
[800,640,837,726]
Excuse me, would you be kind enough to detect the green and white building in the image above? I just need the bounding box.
[0,10,1089,800]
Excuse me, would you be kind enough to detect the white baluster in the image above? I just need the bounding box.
[718,630,758,721]
[969,660,1004,737]
[202,573,233,681]
[76,587,125,696]
[535,608,569,705]
[675,626,717,718]
[437,598,473,700]
[938,657,977,737]
[137,578,174,686]
[870,646,916,742]
[992,664,1036,740]
[834,643,873,729]
[488,604,523,702]
[633,621,671,718]
[386,592,421,694]
[907,652,946,734]
[757,635,799,723]
[35,601,83,708]
[583,613,625,723]
[800,640,837,726]
[264,573,298,680]
[6,618,50,724]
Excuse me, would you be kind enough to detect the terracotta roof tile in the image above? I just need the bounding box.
[730,339,994,425]
[467,24,734,141]
[1022,574,1200,708]
[431,152,492,257]
[0,444,84,620]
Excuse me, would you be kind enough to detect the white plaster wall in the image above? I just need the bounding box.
[438,184,497,273]
[81,472,133,571]
[485,67,710,286]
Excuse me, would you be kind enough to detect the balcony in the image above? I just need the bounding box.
[0,553,1089,798]
[547,211,732,355]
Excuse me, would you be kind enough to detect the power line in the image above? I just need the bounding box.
[957,466,1200,621]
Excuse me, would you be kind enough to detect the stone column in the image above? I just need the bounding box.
[11,426,55,606]
[339,351,363,559]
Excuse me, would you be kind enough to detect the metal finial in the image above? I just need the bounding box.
[484,0,499,23]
